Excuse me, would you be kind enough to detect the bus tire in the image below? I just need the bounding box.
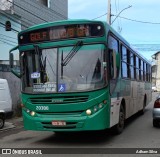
[112,105,125,135]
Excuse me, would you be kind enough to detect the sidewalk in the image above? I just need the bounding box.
[0,117,23,131]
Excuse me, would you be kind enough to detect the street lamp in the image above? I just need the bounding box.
[111,5,132,25]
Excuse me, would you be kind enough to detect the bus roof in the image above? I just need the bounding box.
[19,19,151,64]
[19,19,103,33]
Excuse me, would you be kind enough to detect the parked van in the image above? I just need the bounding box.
[0,79,12,129]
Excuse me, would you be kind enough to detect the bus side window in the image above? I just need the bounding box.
[108,35,119,79]
[108,34,119,94]
[109,48,117,79]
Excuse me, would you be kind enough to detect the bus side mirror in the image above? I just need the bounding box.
[9,46,21,78]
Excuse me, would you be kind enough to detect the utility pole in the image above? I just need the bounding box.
[107,0,111,25]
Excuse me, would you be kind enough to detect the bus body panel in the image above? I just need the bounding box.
[22,89,111,131]
[109,79,152,127]
[22,104,110,131]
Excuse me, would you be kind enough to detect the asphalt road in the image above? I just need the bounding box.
[0,92,160,157]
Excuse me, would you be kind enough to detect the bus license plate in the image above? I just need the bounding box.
[52,121,66,126]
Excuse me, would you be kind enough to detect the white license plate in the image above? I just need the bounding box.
[52,121,66,126]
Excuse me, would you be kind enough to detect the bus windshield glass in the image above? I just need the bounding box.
[21,44,107,93]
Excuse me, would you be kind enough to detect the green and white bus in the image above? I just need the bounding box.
[10,20,152,134]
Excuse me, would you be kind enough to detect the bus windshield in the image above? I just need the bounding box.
[21,44,107,93]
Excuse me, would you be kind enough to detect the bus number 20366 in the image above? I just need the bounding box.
[36,106,49,111]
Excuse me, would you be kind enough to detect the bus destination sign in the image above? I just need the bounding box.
[18,23,104,45]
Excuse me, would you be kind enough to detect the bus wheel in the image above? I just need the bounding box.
[112,105,125,135]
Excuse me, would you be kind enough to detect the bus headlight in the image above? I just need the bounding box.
[86,109,92,115]
[25,108,36,117]
[30,111,36,117]
[85,101,106,116]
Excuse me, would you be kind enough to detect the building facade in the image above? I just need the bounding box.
[0,0,68,115]
[13,0,68,30]
[0,10,21,115]
[152,52,160,91]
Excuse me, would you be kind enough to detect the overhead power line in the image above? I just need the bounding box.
[7,0,48,22]
[0,10,25,30]
[7,0,67,22]
[0,9,36,29]
[117,15,160,25]
[22,0,68,19]
[0,0,68,33]
[0,21,19,33]
[92,12,160,25]
[0,36,17,44]
[92,13,108,20]
[0,0,63,33]
[0,33,17,39]
[0,11,21,29]
[0,38,16,46]
[0,2,32,29]
[111,5,132,25]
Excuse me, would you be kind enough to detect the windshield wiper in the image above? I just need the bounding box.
[61,50,64,79]
[61,41,83,66]
[61,41,83,79]
[34,45,47,83]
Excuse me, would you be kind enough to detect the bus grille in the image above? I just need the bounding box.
[37,111,83,115]
[28,95,89,104]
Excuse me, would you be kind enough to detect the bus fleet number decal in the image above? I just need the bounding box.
[36,106,49,111]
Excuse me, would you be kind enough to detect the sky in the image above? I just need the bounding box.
[68,0,160,60]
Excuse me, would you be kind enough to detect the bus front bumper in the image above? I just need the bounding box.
[22,107,109,132]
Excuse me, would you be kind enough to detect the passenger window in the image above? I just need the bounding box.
[121,45,129,78]
[108,35,119,94]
